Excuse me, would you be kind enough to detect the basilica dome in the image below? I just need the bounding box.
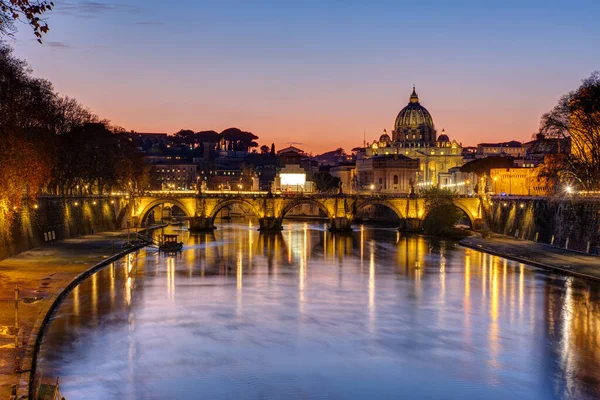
[393,87,436,144]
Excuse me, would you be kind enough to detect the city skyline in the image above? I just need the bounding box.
[10,0,600,153]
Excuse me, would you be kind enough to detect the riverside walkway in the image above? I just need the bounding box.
[461,234,600,281]
[0,231,141,399]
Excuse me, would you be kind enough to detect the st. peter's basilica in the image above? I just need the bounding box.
[356,87,465,192]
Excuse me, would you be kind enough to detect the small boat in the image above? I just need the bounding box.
[159,234,184,252]
[170,217,183,226]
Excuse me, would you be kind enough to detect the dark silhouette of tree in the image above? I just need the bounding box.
[220,127,259,152]
[0,0,54,42]
[540,71,600,191]
[196,130,220,143]
[174,129,195,145]
[271,143,275,154]
[260,145,270,154]
[421,187,464,236]
[460,156,514,179]
[313,172,341,193]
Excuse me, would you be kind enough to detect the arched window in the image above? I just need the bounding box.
[393,175,399,185]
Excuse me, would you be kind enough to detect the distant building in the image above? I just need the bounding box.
[274,164,314,193]
[356,155,418,194]
[278,146,305,167]
[489,165,551,196]
[330,164,356,193]
[518,134,570,167]
[152,162,197,190]
[476,140,524,159]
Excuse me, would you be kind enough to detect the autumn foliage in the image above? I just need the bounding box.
[0,43,149,232]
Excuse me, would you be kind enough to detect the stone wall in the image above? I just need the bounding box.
[488,197,600,254]
[0,197,128,261]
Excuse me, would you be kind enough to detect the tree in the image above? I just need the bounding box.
[312,172,341,193]
[220,127,259,152]
[1,0,54,42]
[540,71,600,191]
[260,145,270,154]
[0,42,53,214]
[421,187,463,236]
[196,130,220,143]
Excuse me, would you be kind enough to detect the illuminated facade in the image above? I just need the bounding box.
[356,155,418,194]
[489,165,551,196]
[363,87,465,187]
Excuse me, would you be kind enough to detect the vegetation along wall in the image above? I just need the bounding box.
[488,198,600,254]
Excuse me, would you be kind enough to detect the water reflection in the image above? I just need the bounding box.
[37,223,600,400]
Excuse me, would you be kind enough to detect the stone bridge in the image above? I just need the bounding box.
[130,192,484,232]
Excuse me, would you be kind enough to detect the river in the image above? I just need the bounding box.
[36,223,600,399]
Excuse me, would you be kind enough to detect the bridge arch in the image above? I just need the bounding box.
[279,198,334,224]
[208,198,262,224]
[353,199,406,221]
[422,202,475,228]
[139,198,193,225]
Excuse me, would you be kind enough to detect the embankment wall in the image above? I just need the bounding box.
[0,196,129,261]
[488,197,600,254]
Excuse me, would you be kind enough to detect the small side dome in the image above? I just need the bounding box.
[379,129,391,143]
[437,128,449,142]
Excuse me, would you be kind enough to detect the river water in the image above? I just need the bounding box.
[36,223,600,399]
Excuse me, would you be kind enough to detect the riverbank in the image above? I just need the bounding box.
[0,231,148,400]
[460,234,600,281]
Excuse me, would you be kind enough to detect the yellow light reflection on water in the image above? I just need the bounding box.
[167,256,175,303]
[368,240,376,334]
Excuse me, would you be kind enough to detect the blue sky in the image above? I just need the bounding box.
[10,0,600,152]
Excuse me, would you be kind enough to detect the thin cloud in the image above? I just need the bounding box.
[134,21,163,26]
[55,1,141,17]
[46,41,72,49]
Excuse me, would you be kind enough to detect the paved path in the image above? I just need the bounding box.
[0,231,133,399]
[461,235,600,281]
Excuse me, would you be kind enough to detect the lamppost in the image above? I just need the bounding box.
[493,176,498,194]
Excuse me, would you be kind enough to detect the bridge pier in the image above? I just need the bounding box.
[398,218,422,232]
[329,217,353,232]
[472,218,484,230]
[188,216,215,232]
[259,217,283,232]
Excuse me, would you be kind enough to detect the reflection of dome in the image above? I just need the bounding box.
[393,86,436,144]
[437,129,449,142]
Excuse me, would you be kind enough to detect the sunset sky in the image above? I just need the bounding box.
[11,0,600,154]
